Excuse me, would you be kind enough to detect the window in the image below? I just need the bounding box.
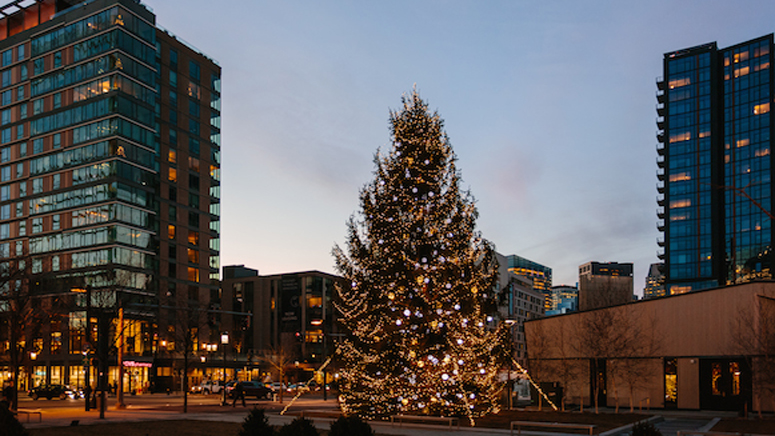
[189,193,199,209]
[53,133,61,149]
[169,71,177,87]
[17,182,24,197]
[188,211,199,227]
[188,82,200,99]
[188,156,200,171]
[187,248,199,263]
[16,124,23,139]
[168,243,176,259]
[53,51,62,68]
[169,90,177,107]
[53,93,61,109]
[189,174,200,190]
[169,49,178,68]
[187,267,199,282]
[188,137,199,156]
[169,109,177,125]
[211,74,221,93]
[17,85,23,101]
[169,129,177,145]
[19,104,26,120]
[189,61,200,82]
[32,217,42,234]
[52,214,60,230]
[15,163,22,178]
[20,64,27,81]
[0,185,8,201]
[0,204,9,220]
[1,109,10,125]
[188,230,199,246]
[33,58,43,75]
[52,255,59,271]
[33,98,43,115]
[168,167,177,182]
[188,99,199,117]
[53,173,60,190]
[0,223,8,239]
[169,205,177,222]
[17,45,24,61]
[33,138,42,154]
[32,177,43,194]
[32,258,41,273]
[1,70,9,87]
[1,128,10,144]
[1,165,9,181]
[0,147,7,162]
[1,50,11,67]
[18,220,25,236]
[2,90,11,106]
[168,224,175,239]
[168,150,177,163]
[18,142,25,157]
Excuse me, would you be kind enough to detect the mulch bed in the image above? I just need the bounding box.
[712,417,775,434]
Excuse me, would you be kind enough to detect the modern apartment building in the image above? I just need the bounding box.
[0,0,221,394]
[220,266,343,384]
[546,284,578,315]
[658,35,773,294]
[503,254,552,310]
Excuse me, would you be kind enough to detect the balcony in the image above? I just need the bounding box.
[657,142,665,156]
[656,90,665,104]
[657,221,665,232]
[657,131,665,143]
[657,250,665,260]
[657,208,665,220]
[656,76,665,91]
[657,117,665,131]
[657,104,665,117]
[657,196,665,207]
[657,237,665,247]
[657,156,665,168]
[657,169,665,181]
[657,183,665,194]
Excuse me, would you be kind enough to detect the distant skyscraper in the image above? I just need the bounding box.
[578,261,633,311]
[504,254,552,310]
[658,35,774,294]
[644,263,666,299]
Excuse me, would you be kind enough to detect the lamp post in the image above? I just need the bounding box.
[220,332,229,406]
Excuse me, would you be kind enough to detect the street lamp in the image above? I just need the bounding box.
[220,332,229,406]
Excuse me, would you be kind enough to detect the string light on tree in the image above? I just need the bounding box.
[333,89,509,423]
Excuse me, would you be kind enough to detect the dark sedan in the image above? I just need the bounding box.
[226,381,274,400]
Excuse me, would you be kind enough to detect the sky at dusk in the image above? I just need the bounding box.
[148,0,775,295]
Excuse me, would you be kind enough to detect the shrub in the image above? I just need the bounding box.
[632,421,663,436]
[278,416,318,436]
[239,407,276,436]
[0,407,30,436]
[329,415,375,436]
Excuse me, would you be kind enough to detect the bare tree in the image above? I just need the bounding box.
[259,346,295,404]
[171,301,208,413]
[732,294,775,417]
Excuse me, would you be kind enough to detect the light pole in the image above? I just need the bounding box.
[220,332,229,406]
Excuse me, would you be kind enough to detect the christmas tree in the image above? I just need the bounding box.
[333,90,509,422]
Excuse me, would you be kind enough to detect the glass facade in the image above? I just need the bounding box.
[0,0,220,392]
[660,36,774,294]
[505,254,553,310]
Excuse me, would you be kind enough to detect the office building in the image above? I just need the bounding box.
[578,261,633,311]
[658,35,773,294]
[220,266,343,384]
[503,254,552,310]
[546,284,578,315]
[0,0,221,394]
[644,263,666,299]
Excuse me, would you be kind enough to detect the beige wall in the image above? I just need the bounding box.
[525,282,775,411]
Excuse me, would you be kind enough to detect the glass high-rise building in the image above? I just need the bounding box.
[504,254,552,310]
[658,35,772,294]
[0,0,221,392]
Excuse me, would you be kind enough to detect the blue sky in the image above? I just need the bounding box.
[150,0,775,294]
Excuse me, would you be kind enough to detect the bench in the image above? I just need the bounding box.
[391,414,460,429]
[511,420,596,436]
[12,409,42,423]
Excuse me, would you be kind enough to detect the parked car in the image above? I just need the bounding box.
[269,382,286,392]
[225,381,274,400]
[286,382,310,394]
[190,380,223,395]
[28,384,72,400]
